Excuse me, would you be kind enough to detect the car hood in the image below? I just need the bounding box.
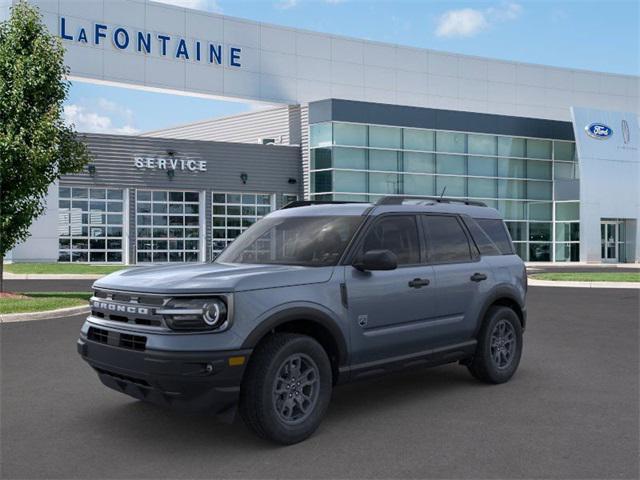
[92,262,335,294]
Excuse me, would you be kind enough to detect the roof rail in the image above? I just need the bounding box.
[281,200,365,209]
[375,196,487,207]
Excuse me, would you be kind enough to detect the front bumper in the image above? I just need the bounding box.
[78,328,252,414]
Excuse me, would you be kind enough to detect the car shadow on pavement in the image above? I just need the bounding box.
[81,363,486,450]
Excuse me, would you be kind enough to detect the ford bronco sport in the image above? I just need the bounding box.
[78,196,527,444]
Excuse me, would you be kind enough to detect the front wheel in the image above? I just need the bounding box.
[239,333,332,444]
[467,306,523,384]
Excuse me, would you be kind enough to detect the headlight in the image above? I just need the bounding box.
[159,297,230,331]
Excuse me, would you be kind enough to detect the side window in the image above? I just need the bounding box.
[423,215,472,263]
[360,216,420,265]
[464,217,501,256]
[475,218,514,254]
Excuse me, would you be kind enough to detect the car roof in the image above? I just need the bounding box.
[271,201,503,220]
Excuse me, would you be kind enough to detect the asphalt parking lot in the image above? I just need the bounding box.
[1,286,638,479]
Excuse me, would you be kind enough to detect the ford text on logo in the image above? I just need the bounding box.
[585,123,613,139]
[59,18,241,68]
[91,300,149,315]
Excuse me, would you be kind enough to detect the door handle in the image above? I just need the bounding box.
[408,278,430,288]
[470,272,487,282]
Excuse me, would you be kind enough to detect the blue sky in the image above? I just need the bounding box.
[64,0,639,135]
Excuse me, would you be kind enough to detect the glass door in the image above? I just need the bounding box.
[601,221,618,263]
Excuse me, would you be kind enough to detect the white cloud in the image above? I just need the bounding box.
[64,100,139,135]
[153,0,222,13]
[435,2,522,38]
[276,0,298,9]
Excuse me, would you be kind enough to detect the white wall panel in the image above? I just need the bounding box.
[428,74,458,98]
[39,0,638,121]
[364,43,396,68]
[186,12,223,41]
[223,19,259,48]
[145,2,185,36]
[458,57,487,80]
[488,61,516,84]
[104,0,145,27]
[331,37,363,64]
[396,47,428,73]
[295,31,331,59]
[296,56,331,83]
[428,52,458,77]
[104,50,145,83]
[364,65,395,90]
[396,71,428,94]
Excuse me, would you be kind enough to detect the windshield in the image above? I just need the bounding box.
[216,215,364,267]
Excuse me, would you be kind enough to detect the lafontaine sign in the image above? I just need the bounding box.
[59,17,242,68]
[134,156,207,172]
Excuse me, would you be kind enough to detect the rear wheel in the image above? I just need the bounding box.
[239,333,332,444]
[467,306,523,384]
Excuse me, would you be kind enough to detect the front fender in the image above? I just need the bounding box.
[240,302,349,367]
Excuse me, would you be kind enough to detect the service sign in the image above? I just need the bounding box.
[134,156,207,172]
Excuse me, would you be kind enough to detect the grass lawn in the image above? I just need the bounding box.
[530,272,640,283]
[0,292,91,315]
[4,263,124,275]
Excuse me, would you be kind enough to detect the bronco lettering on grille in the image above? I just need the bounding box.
[91,300,149,315]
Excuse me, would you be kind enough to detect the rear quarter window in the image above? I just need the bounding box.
[474,218,515,255]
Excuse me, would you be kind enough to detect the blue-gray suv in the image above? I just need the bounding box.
[78,196,527,444]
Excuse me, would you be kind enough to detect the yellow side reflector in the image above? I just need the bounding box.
[228,356,246,367]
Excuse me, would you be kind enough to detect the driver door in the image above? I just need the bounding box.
[345,214,438,365]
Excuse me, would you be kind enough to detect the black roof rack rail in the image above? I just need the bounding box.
[375,196,487,207]
[281,200,365,209]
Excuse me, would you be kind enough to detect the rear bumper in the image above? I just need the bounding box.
[77,333,251,414]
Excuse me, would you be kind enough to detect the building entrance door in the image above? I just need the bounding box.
[601,221,619,263]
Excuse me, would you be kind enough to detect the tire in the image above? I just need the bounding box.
[467,306,523,384]
[239,333,332,445]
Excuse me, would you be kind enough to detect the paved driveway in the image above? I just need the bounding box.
[1,287,638,479]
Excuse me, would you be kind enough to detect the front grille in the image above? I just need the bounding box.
[119,333,146,351]
[90,289,167,329]
[87,326,147,352]
[87,326,109,344]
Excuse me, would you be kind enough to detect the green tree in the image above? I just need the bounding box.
[0,1,90,291]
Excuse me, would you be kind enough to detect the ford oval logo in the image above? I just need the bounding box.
[585,123,613,139]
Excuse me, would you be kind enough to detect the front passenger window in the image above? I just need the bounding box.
[361,216,420,265]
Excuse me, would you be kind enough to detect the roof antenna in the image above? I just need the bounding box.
[439,186,447,201]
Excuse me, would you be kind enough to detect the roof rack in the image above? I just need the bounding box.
[281,200,365,209]
[375,196,487,207]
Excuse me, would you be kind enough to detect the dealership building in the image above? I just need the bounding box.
[4,0,639,264]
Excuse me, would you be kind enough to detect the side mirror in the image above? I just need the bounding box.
[353,249,398,271]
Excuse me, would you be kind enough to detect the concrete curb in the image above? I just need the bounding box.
[4,273,103,280]
[0,305,90,323]
[528,278,640,289]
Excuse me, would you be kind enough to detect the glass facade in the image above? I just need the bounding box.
[58,187,125,263]
[212,192,275,257]
[309,121,580,262]
[136,190,201,263]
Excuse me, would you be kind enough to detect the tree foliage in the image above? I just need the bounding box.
[0,1,90,263]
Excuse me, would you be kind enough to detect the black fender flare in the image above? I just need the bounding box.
[240,306,349,367]
[474,285,526,335]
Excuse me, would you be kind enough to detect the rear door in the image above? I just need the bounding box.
[421,214,492,345]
